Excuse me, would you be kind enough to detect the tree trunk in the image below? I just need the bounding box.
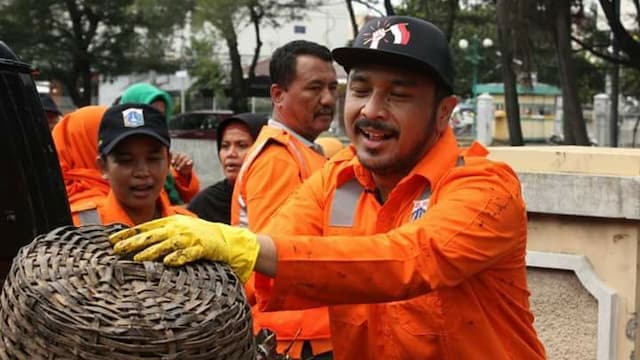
[552,0,590,145]
[496,0,524,145]
[599,0,640,69]
[68,56,92,107]
[345,0,358,39]
[248,4,264,86]
[225,22,248,113]
[443,0,458,43]
[384,0,395,16]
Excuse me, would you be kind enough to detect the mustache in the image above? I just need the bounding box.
[315,107,334,117]
[354,118,399,135]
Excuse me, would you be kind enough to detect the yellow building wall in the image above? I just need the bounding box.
[488,93,557,142]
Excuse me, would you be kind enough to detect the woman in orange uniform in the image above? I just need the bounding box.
[72,103,192,226]
[52,105,110,208]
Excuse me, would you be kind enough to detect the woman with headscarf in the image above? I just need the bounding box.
[188,113,268,223]
[120,82,200,205]
[51,106,110,208]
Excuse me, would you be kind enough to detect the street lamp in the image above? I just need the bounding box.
[458,35,493,137]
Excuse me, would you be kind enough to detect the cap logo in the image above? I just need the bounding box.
[362,20,411,49]
[122,108,145,128]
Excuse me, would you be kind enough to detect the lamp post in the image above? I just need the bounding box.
[458,35,493,136]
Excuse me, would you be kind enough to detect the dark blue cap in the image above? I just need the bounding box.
[98,103,170,156]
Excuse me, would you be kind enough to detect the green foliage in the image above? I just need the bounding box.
[0,0,193,105]
[397,0,614,105]
[398,0,500,97]
[190,0,321,113]
[620,67,640,99]
[188,36,226,97]
[572,54,606,104]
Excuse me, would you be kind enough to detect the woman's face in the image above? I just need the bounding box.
[99,135,170,215]
[219,122,254,183]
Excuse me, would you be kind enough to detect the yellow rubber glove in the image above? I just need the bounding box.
[109,215,259,283]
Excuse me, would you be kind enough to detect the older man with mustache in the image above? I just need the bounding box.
[228,40,338,359]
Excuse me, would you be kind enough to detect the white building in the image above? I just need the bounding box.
[229,3,354,68]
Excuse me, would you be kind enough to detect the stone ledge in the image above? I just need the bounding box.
[526,251,617,360]
[489,146,640,176]
[517,172,640,219]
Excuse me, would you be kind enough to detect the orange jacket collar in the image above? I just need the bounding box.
[338,127,460,190]
[100,190,175,227]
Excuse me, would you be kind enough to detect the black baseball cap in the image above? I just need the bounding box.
[39,93,62,115]
[215,113,269,154]
[332,16,454,92]
[98,103,170,156]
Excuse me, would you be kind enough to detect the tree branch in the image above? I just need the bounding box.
[247,3,263,84]
[571,34,638,69]
[345,0,358,38]
[598,0,640,63]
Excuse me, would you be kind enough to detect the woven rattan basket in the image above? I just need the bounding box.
[0,225,255,360]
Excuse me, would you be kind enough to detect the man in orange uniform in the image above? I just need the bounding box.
[230,40,337,359]
[111,16,546,359]
[72,103,192,227]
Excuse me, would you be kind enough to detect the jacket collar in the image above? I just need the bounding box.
[268,119,324,155]
[337,127,460,191]
[100,190,173,227]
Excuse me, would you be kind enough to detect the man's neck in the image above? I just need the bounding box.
[269,118,318,144]
[371,171,408,204]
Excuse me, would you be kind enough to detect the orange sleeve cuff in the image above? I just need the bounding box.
[172,168,200,202]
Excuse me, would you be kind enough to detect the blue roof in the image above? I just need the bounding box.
[475,82,561,96]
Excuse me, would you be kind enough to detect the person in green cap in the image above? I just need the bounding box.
[120,83,200,205]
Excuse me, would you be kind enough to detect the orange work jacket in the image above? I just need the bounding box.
[231,124,332,358]
[257,128,546,360]
[71,190,194,227]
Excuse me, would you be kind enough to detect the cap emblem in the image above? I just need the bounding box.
[122,108,144,128]
[363,20,411,49]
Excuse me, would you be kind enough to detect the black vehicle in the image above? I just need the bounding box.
[169,109,233,140]
[0,41,71,281]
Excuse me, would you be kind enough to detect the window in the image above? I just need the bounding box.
[294,25,306,34]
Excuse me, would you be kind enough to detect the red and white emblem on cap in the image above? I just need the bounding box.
[363,20,411,49]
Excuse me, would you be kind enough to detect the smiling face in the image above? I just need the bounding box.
[99,135,170,214]
[218,121,254,184]
[271,54,338,141]
[344,64,457,178]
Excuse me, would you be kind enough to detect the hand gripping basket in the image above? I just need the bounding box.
[0,225,255,360]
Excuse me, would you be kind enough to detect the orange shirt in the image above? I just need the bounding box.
[71,190,193,227]
[257,128,546,360]
[231,124,331,357]
[172,167,200,203]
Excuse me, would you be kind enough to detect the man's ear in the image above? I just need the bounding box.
[435,95,458,133]
[270,83,285,106]
[96,156,108,180]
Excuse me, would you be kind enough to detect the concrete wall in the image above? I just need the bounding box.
[488,145,640,360]
[171,138,221,189]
